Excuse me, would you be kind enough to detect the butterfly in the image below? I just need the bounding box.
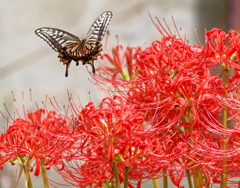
[35,11,113,77]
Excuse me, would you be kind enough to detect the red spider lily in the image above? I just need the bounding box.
[88,16,240,187]
[92,32,233,135]
[53,95,180,187]
[0,91,78,187]
[95,31,141,81]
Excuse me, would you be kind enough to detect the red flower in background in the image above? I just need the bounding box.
[0,92,77,179]
[94,31,141,82]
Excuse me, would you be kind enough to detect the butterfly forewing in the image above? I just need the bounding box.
[86,11,113,42]
[35,28,81,52]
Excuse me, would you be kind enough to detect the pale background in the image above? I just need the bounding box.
[0,0,234,187]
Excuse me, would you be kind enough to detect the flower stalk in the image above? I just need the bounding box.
[124,166,129,188]
[40,159,49,188]
[113,157,120,188]
[163,171,168,188]
[197,168,203,187]
[152,179,160,188]
[188,107,200,188]
[186,170,193,188]
[221,67,229,188]
[17,155,33,188]
[204,174,210,188]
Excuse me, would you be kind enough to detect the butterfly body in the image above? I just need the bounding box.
[35,11,112,77]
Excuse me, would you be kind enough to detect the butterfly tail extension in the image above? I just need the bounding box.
[65,65,69,77]
[58,57,71,77]
[90,60,96,73]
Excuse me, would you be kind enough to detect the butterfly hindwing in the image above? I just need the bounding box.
[35,11,112,76]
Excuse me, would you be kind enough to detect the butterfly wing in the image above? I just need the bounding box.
[86,11,113,42]
[35,27,84,76]
[81,11,113,73]
[35,27,82,57]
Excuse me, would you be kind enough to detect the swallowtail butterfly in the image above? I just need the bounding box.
[35,11,113,77]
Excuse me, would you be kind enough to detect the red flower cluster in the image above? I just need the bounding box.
[89,18,240,187]
[2,92,181,187]
[55,96,160,187]
[0,92,78,186]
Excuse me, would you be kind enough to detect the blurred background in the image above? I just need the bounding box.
[0,0,239,187]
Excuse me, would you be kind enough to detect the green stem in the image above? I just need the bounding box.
[183,114,193,188]
[192,168,200,188]
[186,169,193,188]
[197,169,203,187]
[26,171,33,188]
[188,108,200,188]
[221,68,229,188]
[124,166,129,188]
[163,169,168,188]
[17,155,33,188]
[112,157,120,188]
[204,173,209,188]
[40,159,49,188]
[152,179,160,188]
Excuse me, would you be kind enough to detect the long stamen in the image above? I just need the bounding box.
[11,90,21,118]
